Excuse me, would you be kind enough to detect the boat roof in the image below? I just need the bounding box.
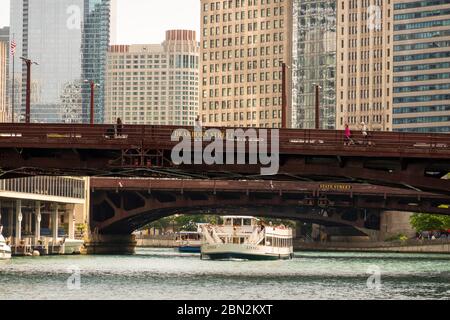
[177,231,200,234]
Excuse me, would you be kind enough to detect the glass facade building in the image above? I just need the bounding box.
[393,0,450,133]
[10,0,110,123]
[292,0,336,129]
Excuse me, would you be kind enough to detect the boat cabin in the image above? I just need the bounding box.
[222,216,259,227]
[176,231,201,241]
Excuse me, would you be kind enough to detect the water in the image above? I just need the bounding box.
[0,248,449,300]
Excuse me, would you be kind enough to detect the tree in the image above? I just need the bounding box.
[142,214,222,233]
[410,213,450,232]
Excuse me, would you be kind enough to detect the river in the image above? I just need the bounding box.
[0,248,449,300]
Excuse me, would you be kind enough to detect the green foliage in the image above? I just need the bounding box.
[142,215,222,232]
[410,213,450,232]
[259,217,296,228]
[384,233,409,242]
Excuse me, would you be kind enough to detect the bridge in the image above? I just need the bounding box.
[0,124,449,195]
[81,177,450,254]
[90,178,450,235]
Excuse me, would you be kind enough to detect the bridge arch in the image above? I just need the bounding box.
[87,178,449,237]
[91,189,401,235]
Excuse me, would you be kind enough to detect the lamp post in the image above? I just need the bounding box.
[84,80,99,125]
[281,62,290,129]
[20,57,38,124]
[313,83,322,130]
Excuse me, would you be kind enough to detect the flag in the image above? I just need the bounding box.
[10,39,16,56]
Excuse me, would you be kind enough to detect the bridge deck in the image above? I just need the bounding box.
[0,124,449,194]
[90,178,449,199]
[0,123,449,158]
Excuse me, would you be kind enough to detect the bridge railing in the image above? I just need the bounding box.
[279,128,450,151]
[0,123,449,153]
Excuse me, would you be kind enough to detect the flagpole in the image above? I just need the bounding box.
[11,33,15,123]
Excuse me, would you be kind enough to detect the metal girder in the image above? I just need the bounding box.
[89,179,450,234]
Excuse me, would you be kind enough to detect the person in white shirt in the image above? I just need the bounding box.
[361,122,368,144]
[195,115,202,129]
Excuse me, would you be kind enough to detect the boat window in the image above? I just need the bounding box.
[233,219,242,226]
[224,218,232,226]
[243,219,251,226]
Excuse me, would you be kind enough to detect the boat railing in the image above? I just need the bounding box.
[200,225,223,245]
[246,226,264,245]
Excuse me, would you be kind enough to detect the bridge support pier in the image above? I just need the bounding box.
[15,200,22,246]
[380,211,416,241]
[7,208,13,238]
[68,205,75,240]
[52,205,59,244]
[83,234,136,255]
[35,202,41,245]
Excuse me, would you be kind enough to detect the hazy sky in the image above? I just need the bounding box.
[0,0,200,43]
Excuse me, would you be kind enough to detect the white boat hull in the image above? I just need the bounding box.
[201,243,293,260]
[0,247,12,260]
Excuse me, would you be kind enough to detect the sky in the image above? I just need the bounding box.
[0,0,200,43]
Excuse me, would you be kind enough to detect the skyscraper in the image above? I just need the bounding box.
[105,30,200,125]
[392,0,450,133]
[200,0,293,128]
[10,0,111,123]
[0,27,9,122]
[292,0,336,129]
[336,0,393,131]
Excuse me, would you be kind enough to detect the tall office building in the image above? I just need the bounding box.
[292,0,336,129]
[105,30,200,125]
[0,27,9,122]
[336,0,393,131]
[200,0,293,128]
[393,0,450,133]
[10,0,111,123]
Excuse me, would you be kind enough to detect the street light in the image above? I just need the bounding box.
[84,80,100,125]
[313,83,322,130]
[20,57,38,124]
[280,62,291,129]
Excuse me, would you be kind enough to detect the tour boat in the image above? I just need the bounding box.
[176,231,202,253]
[200,216,294,261]
[0,225,12,260]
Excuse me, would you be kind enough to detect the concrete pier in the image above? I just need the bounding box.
[84,234,137,255]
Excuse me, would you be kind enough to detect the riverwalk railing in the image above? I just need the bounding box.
[0,176,85,200]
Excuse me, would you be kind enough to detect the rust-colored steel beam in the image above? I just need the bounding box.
[90,179,450,234]
[281,63,288,129]
[0,124,449,194]
[0,123,449,158]
[89,178,449,200]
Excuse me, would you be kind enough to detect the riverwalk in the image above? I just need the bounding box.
[294,239,450,254]
[136,235,450,254]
